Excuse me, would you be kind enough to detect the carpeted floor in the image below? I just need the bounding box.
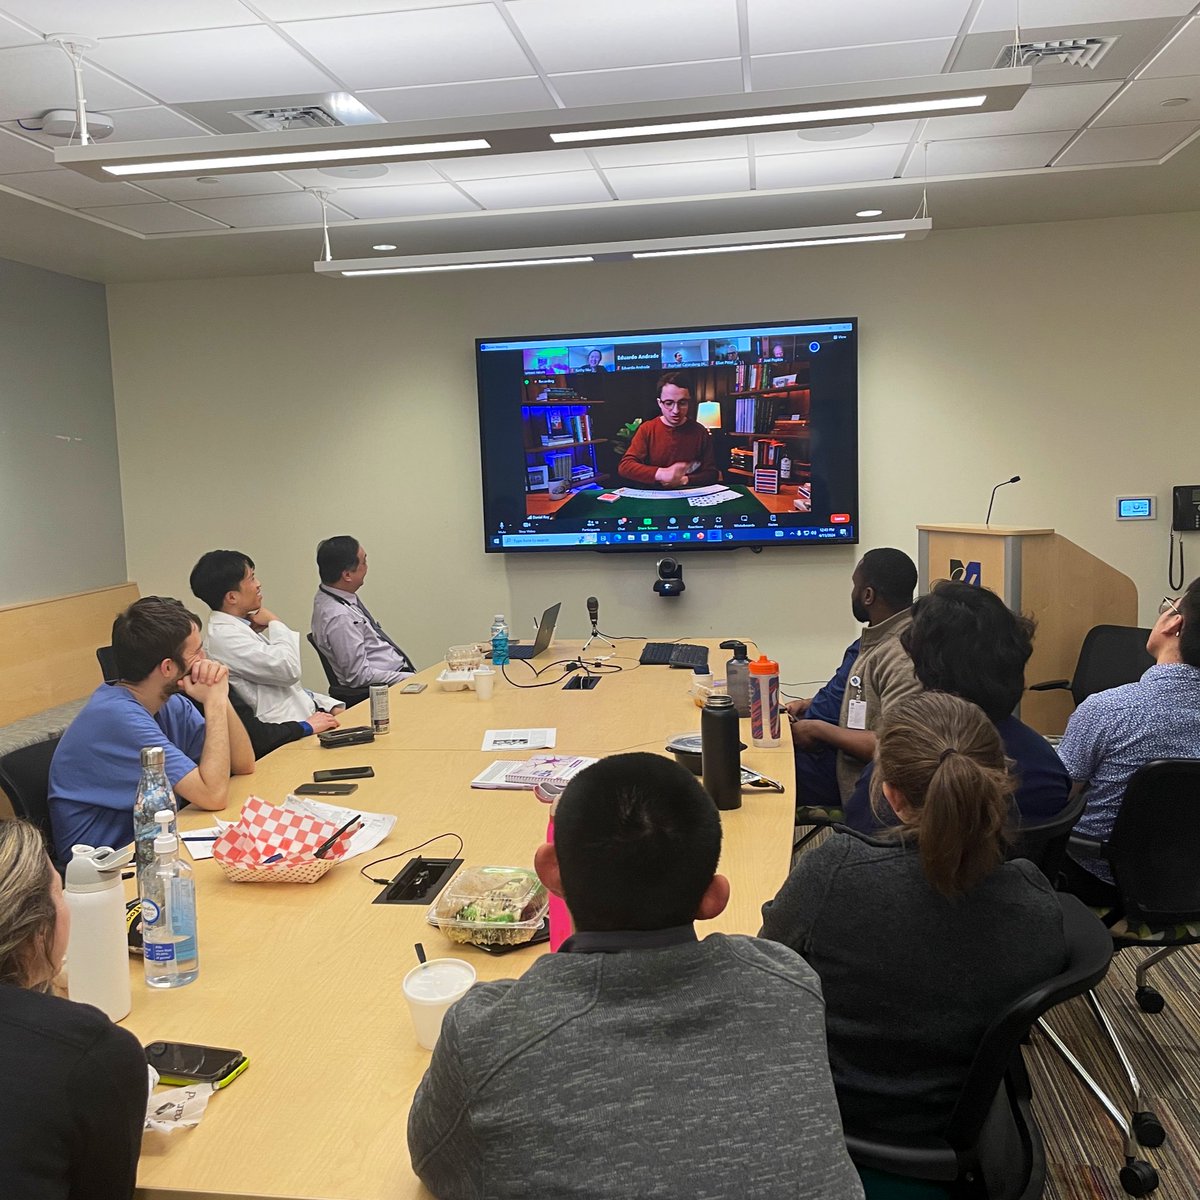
[1027,941,1200,1199]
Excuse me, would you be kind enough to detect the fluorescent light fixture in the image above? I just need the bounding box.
[316,219,931,278]
[57,70,1028,182]
[632,233,906,259]
[550,95,986,144]
[102,138,490,177]
[340,256,595,277]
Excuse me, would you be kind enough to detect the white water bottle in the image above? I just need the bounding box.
[64,843,134,1020]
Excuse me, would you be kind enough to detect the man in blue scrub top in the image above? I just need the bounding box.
[49,597,255,861]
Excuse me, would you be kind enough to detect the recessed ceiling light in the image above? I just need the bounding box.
[856,209,883,218]
[373,243,397,251]
[195,176,222,185]
[1160,97,1190,108]
[797,122,875,143]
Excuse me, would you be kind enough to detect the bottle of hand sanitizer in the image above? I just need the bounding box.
[141,810,199,988]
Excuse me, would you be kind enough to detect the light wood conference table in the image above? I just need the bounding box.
[130,641,795,1200]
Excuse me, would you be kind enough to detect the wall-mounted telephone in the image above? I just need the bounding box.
[1173,485,1200,532]
[1169,485,1199,589]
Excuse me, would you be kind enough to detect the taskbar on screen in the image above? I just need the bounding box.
[492,525,856,548]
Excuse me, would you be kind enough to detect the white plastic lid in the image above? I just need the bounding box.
[153,809,177,855]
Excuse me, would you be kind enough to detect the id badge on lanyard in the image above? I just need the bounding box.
[847,674,867,730]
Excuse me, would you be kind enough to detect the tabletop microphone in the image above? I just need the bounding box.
[985,476,1021,527]
[586,595,599,631]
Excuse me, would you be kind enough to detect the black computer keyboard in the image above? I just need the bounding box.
[639,642,710,669]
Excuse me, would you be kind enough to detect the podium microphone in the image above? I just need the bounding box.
[985,476,1021,527]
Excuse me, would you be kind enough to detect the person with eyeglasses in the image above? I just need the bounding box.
[1057,579,1200,902]
[617,372,719,489]
[48,596,254,864]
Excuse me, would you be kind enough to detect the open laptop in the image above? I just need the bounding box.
[509,602,561,659]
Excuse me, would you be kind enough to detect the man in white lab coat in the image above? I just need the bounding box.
[190,550,342,731]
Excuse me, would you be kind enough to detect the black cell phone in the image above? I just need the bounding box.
[145,1041,247,1088]
[314,766,375,782]
[294,782,358,796]
[318,726,375,748]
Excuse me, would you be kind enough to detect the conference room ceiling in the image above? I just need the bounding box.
[0,0,1197,284]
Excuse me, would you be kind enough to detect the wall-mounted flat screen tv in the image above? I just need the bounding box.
[476,317,858,553]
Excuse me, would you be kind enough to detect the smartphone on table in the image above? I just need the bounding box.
[145,1041,248,1089]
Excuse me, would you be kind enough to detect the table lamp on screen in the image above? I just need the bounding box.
[696,402,722,430]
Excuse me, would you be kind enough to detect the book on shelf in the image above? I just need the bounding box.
[541,435,574,446]
[470,755,598,790]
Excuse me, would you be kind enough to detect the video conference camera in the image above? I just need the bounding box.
[653,557,685,598]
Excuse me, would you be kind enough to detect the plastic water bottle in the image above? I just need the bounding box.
[749,654,782,748]
[490,613,510,667]
[141,811,199,989]
[133,746,177,877]
[701,693,742,811]
[64,843,134,1020]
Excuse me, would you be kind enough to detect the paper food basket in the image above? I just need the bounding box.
[212,795,355,883]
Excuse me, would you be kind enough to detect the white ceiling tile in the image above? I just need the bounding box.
[361,77,554,122]
[0,45,150,121]
[604,157,750,200]
[282,8,533,89]
[591,135,748,169]
[0,168,158,207]
[746,0,972,55]
[971,0,1194,34]
[81,202,228,233]
[461,170,612,209]
[0,1,259,37]
[752,121,918,155]
[906,130,1074,174]
[181,191,341,227]
[923,80,1119,139]
[755,144,906,189]
[1142,17,1200,80]
[1094,76,1200,127]
[321,182,480,218]
[751,39,954,91]
[139,172,303,201]
[550,59,744,108]
[439,149,596,181]
[510,0,741,73]
[0,13,38,47]
[0,127,54,173]
[285,162,445,188]
[1056,120,1200,165]
[89,27,336,104]
[258,0,478,16]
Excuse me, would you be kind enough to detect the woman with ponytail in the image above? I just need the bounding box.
[761,692,1068,1137]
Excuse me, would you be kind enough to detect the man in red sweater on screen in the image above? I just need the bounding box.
[617,372,720,489]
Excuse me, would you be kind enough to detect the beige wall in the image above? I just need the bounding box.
[106,211,1199,693]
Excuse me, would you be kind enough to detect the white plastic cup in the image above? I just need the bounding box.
[403,958,477,1050]
[473,667,496,701]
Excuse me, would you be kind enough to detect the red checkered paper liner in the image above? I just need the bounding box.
[212,795,355,884]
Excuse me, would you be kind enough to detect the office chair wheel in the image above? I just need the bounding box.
[1135,986,1165,1013]
[1119,1159,1159,1196]
[1132,1111,1166,1148]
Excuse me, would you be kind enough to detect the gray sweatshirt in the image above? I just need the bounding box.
[408,930,865,1199]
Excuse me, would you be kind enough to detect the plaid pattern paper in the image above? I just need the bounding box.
[212,796,353,883]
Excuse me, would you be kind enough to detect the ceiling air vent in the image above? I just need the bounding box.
[994,36,1117,70]
[231,106,345,132]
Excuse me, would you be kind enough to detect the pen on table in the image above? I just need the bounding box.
[182,834,220,842]
[314,814,362,859]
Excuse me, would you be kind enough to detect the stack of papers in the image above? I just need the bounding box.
[471,755,597,790]
[481,728,556,751]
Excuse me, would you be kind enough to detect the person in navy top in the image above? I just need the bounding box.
[49,597,254,862]
[786,638,861,808]
[843,580,1069,834]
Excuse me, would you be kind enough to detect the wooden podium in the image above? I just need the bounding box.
[916,524,1138,735]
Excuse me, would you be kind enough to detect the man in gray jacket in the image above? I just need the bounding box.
[408,752,864,1200]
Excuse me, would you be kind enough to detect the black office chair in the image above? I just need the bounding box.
[96,643,119,682]
[1005,786,1088,882]
[0,736,63,853]
[1038,759,1200,1197]
[306,633,370,708]
[845,894,1112,1200]
[1029,624,1153,709]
